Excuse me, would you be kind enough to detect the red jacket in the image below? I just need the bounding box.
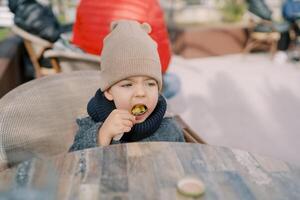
[72,0,171,73]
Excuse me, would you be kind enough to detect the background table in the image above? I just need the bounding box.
[0,142,300,199]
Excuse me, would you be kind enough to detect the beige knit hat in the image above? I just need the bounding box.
[99,20,162,91]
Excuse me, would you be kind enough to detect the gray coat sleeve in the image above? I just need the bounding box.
[170,118,186,142]
[140,117,185,142]
[69,116,185,152]
[69,117,121,152]
[69,117,102,152]
[157,117,186,142]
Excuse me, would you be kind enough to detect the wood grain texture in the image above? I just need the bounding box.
[0,142,299,199]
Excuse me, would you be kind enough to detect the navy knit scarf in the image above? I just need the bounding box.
[87,89,167,142]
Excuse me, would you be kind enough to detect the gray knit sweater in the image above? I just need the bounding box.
[69,116,185,151]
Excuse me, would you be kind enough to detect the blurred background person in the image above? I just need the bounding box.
[280,0,300,61]
[246,0,295,63]
[8,0,72,42]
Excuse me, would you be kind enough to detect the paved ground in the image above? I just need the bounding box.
[167,53,300,166]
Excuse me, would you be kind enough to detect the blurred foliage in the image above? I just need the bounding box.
[0,28,10,42]
[49,0,78,24]
[57,13,66,24]
[216,0,247,22]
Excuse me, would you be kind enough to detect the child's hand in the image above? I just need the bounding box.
[98,109,136,146]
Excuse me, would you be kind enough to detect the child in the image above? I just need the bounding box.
[69,20,185,151]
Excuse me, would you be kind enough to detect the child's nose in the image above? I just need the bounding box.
[135,85,146,97]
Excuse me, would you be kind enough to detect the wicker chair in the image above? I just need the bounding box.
[0,71,205,171]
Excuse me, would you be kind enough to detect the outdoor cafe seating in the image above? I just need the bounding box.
[0,71,205,171]
[1,71,299,199]
[1,1,300,198]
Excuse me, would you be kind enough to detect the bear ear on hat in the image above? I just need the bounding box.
[141,22,152,34]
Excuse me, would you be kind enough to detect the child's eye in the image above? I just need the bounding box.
[121,83,132,87]
[147,82,157,86]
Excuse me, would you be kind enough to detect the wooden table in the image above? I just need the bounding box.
[0,142,300,199]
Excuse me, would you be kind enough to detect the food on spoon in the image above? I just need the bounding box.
[113,104,148,141]
[131,104,147,116]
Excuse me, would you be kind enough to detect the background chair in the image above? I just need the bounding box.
[243,18,281,57]
[11,25,101,78]
[244,0,290,57]
[11,25,60,78]
[43,49,100,72]
[0,71,205,171]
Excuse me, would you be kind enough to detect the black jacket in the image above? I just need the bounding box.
[8,0,61,42]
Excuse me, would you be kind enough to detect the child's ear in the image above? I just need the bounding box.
[104,90,114,101]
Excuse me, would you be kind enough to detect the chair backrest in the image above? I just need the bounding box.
[11,25,53,50]
[0,71,101,170]
[43,49,101,72]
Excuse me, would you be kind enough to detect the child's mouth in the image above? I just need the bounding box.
[135,112,147,121]
[131,104,148,117]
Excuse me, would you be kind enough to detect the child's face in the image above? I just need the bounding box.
[104,76,159,123]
